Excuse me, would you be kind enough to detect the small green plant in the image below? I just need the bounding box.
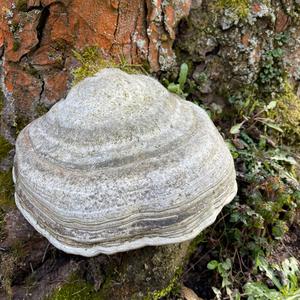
[244,257,300,299]
[207,259,241,300]
[166,63,189,97]
[257,44,287,96]
[198,58,299,299]
[228,79,300,145]
[229,99,282,135]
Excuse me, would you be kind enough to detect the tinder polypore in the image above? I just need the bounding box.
[13,68,237,257]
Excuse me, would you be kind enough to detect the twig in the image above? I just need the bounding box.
[42,243,50,263]
[237,250,247,273]
[71,287,87,296]
[30,262,34,273]
[183,250,213,275]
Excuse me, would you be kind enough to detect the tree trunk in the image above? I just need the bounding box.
[0,209,191,299]
[0,1,194,299]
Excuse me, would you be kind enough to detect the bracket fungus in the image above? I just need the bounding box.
[13,68,237,257]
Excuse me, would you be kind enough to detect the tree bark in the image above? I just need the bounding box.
[0,209,191,299]
[0,1,193,299]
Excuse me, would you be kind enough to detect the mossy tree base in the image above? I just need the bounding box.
[1,210,192,300]
[49,242,191,300]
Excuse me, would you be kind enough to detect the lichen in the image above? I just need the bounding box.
[72,46,147,85]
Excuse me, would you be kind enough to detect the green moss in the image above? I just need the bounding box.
[187,232,206,257]
[92,271,114,299]
[0,208,5,240]
[15,0,28,11]
[72,46,147,85]
[217,0,250,17]
[0,169,15,208]
[273,82,300,144]
[47,274,103,300]
[144,267,183,300]
[0,135,12,163]
[14,115,30,136]
[26,65,40,78]
[35,103,49,117]
[13,39,21,52]
[0,169,15,242]
[0,135,14,242]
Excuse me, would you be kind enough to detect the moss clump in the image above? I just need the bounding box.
[187,232,206,257]
[0,196,17,297]
[26,65,40,78]
[72,46,147,85]
[14,115,31,136]
[0,135,12,162]
[47,274,103,300]
[0,208,6,240]
[217,0,250,18]
[0,169,15,208]
[15,0,28,11]
[144,267,182,300]
[12,39,21,52]
[35,103,49,117]
[273,82,300,144]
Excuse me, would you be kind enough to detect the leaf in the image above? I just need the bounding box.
[178,63,188,89]
[212,287,222,300]
[223,258,232,271]
[266,101,277,110]
[230,123,243,134]
[281,257,299,291]
[234,290,241,300]
[263,122,284,133]
[244,282,281,300]
[230,212,240,223]
[271,154,297,165]
[225,286,233,299]
[256,256,282,290]
[207,260,219,270]
[167,83,181,94]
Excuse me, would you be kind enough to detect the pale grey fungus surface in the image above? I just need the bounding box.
[13,68,237,257]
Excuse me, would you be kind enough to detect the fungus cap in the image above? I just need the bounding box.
[13,68,237,257]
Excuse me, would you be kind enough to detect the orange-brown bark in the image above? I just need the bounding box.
[0,0,191,116]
